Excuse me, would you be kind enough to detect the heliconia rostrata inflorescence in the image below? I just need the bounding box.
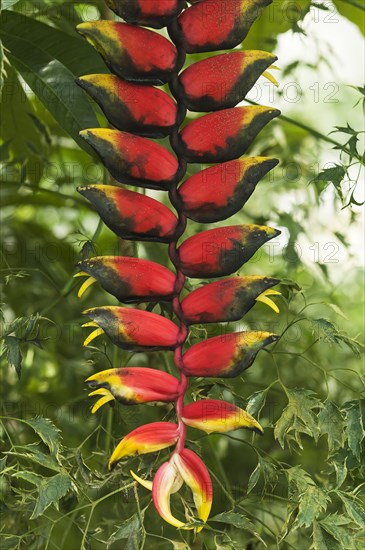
[75,0,282,530]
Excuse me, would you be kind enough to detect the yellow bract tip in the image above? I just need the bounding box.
[78,276,97,298]
[83,327,104,347]
[130,470,153,491]
[73,271,89,277]
[82,322,99,328]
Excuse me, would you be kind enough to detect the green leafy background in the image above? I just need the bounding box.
[0,1,364,549]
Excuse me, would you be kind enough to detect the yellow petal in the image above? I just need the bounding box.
[88,388,111,397]
[78,276,97,298]
[82,321,99,328]
[73,271,89,277]
[256,289,280,314]
[262,70,279,87]
[91,394,114,414]
[130,470,153,491]
[83,327,104,347]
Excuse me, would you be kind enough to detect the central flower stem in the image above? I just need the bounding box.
[167,30,189,453]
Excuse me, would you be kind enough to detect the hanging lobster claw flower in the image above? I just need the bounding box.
[178,106,280,163]
[76,256,176,303]
[83,306,179,351]
[169,0,272,53]
[181,399,263,434]
[183,331,280,378]
[182,275,280,325]
[77,75,178,138]
[86,367,180,405]
[105,0,185,29]
[108,422,179,470]
[152,459,185,528]
[173,449,213,531]
[151,449,213,531]
[77,21,177,84]
[79,129,178,189]
[179,51,278,111]
[178,157,279,223]
[77,185,177,243]
[178,225,280,278]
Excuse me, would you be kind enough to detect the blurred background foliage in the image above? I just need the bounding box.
[0,1,364,549]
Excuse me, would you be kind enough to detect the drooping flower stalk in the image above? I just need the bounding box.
[75,0,282,530]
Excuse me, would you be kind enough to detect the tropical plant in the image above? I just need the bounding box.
[74,0,283,530]
[0,0,364,549]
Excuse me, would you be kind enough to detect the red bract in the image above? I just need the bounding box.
[86,367,180,406]
[178,224,280,278]
[77,257,176,303]
[76,0,283,530]
[179,51,277,111]
[78,185,177,242]
[183,332,280,378]
[182,275,280,324]
[77,75,178,138]
[109,422,179,469]
[181,399,264,434]
[77,21,177,84]
[170,0,272,53]
[178,156,278,223]
[106,0,185,28]
[80,129,179,189]
[178,106,280,163]
[83,306,179,351]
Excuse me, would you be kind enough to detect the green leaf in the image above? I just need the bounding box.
[311,165,346,201]
[7,444,62,471]
[342,400,364,461]
[246,390,268,417]
[14,470,41,487]
[274,388,320,448]
[310,318,362,356]
[327,303,349,320]
[332,457,348,489]
[210,512,265,545]
[0,13,99,150]
[0,536,19,550]
[286,466,313,499]
[0,64,47,184]
[295,485,330,528]
[312,521,342,550]
[320,514,354,548]
[3,335,22,377]
[247,462,261,495]
[0,11,105,76]
[335,492,365,528]
[0,38,5,94]
[319,401,346,454]
[24,417,62,457]
[247,457,278,494]
[30,473,72,519]
[2,0,21,9]
[107,512,145,549]
[0,456,7,472]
